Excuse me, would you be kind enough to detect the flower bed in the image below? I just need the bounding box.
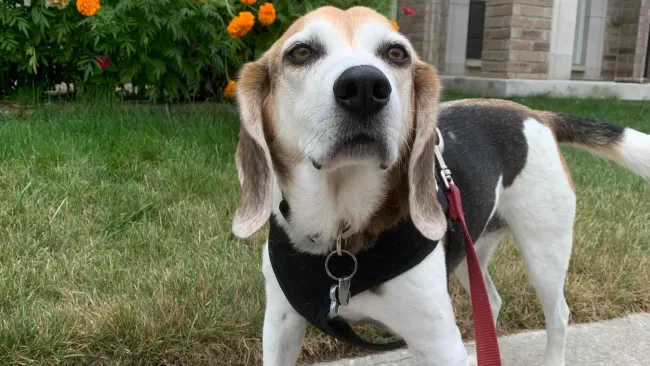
[1,0,393,102]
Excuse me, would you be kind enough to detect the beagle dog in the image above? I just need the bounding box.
[230,6,650,366]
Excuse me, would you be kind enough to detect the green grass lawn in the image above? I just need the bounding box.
[0,95,649,365]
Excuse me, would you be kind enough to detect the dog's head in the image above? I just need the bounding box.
[232,6,445,242]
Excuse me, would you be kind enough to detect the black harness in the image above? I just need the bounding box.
[268,183,459,351]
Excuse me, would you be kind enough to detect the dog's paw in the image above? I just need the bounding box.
[467,354,477,366]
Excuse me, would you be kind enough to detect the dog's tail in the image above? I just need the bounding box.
[542,111,650,179]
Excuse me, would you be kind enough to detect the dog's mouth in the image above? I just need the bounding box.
[311,132,391,170]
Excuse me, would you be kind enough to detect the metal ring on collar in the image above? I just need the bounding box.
[325,250,358,280]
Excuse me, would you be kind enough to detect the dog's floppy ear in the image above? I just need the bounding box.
[408,60,447,241]
[232,59,274,239]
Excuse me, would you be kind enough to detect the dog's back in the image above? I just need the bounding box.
[436,98,649,365]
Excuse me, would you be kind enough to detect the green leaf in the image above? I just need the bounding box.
[17,19,29,37]
[119,64,139,84]
[30,8,41,24]
[162,47,183,69]
[41,8,55,17]
[147,58,167,80]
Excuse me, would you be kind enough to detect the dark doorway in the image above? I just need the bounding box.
[466,0,486,60]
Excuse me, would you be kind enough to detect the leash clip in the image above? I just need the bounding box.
[435,128,454,190]
[435,146,454,190]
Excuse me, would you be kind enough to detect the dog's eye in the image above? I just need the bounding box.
[287,45,314,62]
[387,46,407,62]
[291,47,312,59]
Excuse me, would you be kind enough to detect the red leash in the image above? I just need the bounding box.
[444,183,502,366]
[435,129,502,366]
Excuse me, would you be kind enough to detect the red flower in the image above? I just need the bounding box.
[401,6,415,16]
[97,55,110,69]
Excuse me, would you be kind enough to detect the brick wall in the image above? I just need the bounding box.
[618,0,641,77]
[481,0,553,79]
[398,0,649,80]
[636,0,650,77]
[396,0,449,70]
[602,0,649,79]
[601,0,621,79]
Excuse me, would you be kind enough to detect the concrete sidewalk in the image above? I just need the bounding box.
[315,313,650,365]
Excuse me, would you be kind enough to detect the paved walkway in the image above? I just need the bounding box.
[315,313,650,365]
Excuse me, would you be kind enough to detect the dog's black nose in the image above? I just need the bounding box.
[333,65,391,117]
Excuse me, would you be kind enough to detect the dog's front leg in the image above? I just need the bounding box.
[262,243,306,366]
[343,243,470,366]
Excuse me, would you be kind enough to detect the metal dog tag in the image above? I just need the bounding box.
[325,249,358,320]
[329,284,340,318]
[337,277,351,306]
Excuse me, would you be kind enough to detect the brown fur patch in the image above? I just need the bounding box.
[232,60,275,238]
[263,6,394,57]
[442,98,534,114]
[261,93,296,183]
[289,6,394,44]
[407,61,448,241]
[535,110,557,128]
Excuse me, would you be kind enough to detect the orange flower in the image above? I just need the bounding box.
[241,0,256,4]
[224,81,237,99]
[258,3,276,26]
[76,0,100,16]
[391,20,399,31]
[227,11,255,39]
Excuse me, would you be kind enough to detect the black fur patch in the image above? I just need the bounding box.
[437,102,530,270]
[553,112,624,148]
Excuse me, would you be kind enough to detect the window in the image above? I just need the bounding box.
[466,0,486,60]
[645,27,650,78]
[572,0,590,65]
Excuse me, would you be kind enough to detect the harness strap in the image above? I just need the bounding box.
[268,188,450,351]
[314,317,406,351]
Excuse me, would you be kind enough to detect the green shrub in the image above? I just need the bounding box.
[1,0,393,102]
